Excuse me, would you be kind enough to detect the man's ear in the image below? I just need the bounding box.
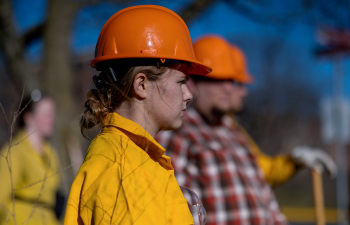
[133,73,148,99]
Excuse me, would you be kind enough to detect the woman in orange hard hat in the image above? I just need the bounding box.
[63,5,211,225]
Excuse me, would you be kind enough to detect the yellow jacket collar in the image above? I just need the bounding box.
[14,130,52,157]
[102,112,173,170]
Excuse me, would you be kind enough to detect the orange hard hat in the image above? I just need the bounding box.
[91,5,211,76]
[193,35,253,83]
[231,45,253,84]
[193,35,236,79]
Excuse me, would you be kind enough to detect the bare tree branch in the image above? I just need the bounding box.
[179,0,217,24]
[74,0,136,8]
[225,1,305,26]
[15,85,25,119]
[15,164,74,191]
[0,202,11,216]
[0,0,37,93]
[2,87,30,224]
[21,23,46,47]
[17,99,32,120]
[224,0,350,30]
[23,146,53,224]
[0,103,9,125]
[11,127,38,148]
[18,0,137,48]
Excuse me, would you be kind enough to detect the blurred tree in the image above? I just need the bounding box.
[0,0,37,91]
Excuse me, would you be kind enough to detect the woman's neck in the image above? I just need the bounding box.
[115,101,158,137]
[24,127,45,155]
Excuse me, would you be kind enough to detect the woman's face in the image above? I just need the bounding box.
[146,63,193,132]
[25,97,56,138]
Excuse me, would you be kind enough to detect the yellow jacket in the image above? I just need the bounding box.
[64,112,194,225]
[0,131,61,225]
[232,118,297,188]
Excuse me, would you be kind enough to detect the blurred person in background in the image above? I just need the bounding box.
[157,35,288,225]
[64,5,211,224]
[0,91,62,225]
[157,35,337,224]
[228,43,337,188]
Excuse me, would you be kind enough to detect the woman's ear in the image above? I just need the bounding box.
[133,73,148,99]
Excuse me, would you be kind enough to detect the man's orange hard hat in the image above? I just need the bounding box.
[231,45,253,84]
[193,35,253,83]
[91,5,212,76]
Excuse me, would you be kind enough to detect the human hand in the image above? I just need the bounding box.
[290,146,337,178]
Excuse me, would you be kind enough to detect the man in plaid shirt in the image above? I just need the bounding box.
[156,35,287,225]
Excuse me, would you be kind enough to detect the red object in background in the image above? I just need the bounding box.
[315,27,350,56]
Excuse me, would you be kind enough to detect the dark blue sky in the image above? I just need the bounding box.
[12,0,350,101]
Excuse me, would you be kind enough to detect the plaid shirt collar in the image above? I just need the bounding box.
[184,107,250,147]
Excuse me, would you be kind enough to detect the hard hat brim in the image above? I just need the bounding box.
[91,54,212,76]
[203,71,254,84]
[240,72,254,84]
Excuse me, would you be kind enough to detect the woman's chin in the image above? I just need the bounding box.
[162,120,183,131]
[172,121,182,130]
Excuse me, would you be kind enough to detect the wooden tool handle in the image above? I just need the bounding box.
[312,169,325,225]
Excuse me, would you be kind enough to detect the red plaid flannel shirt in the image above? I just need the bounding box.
[156,107,287,225]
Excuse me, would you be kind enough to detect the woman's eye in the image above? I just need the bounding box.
[179,80,186,84]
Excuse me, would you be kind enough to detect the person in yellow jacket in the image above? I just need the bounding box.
[0,93,61,225]
[228,43,337,187]
[63,5,211,225]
